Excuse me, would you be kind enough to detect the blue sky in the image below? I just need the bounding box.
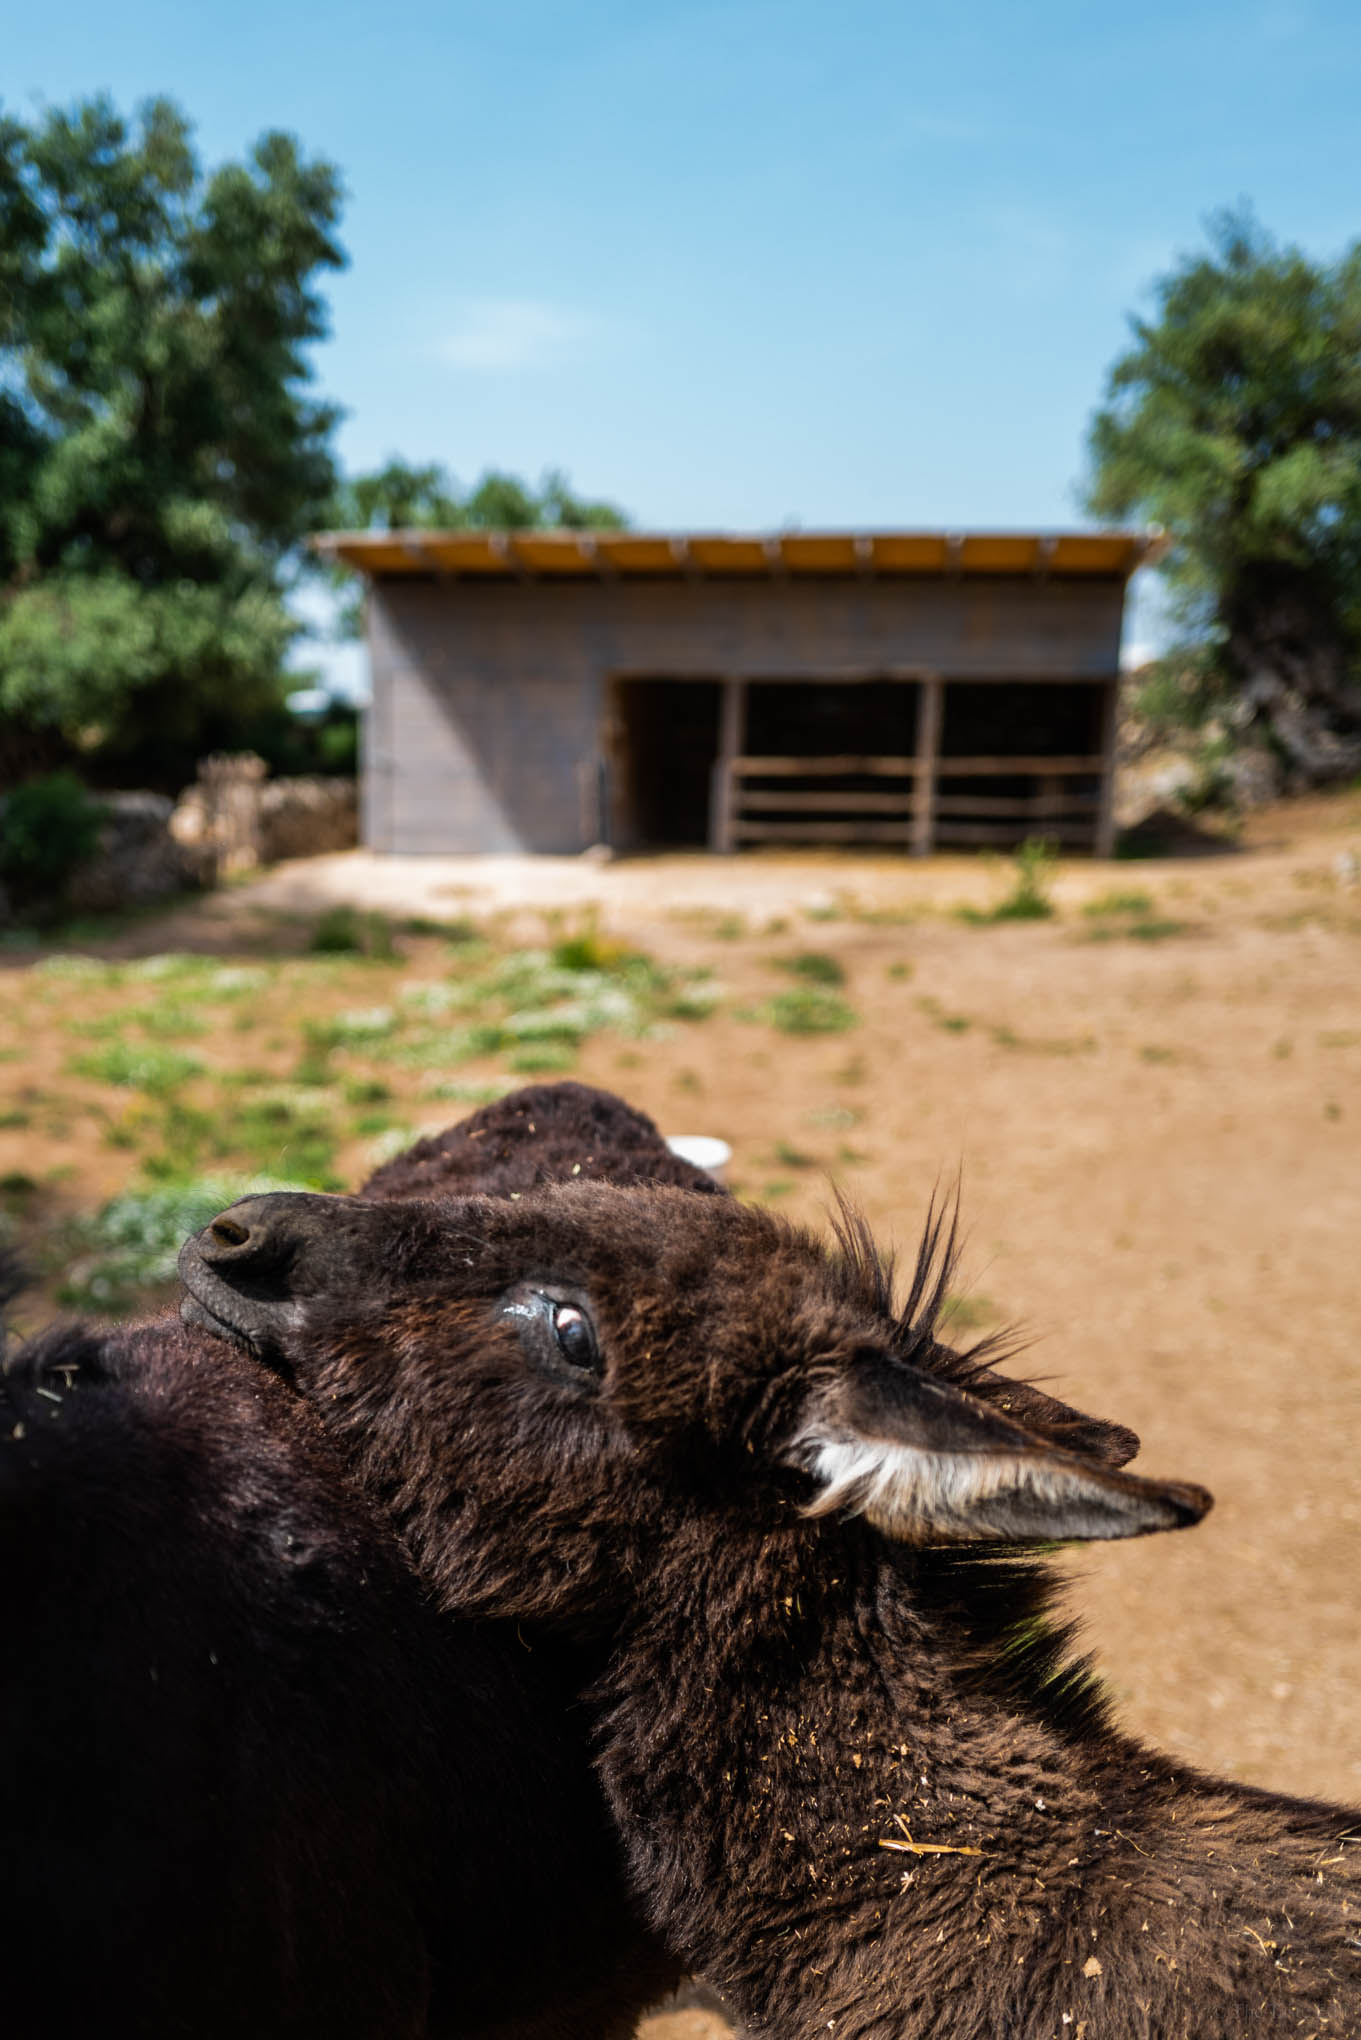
[8,0,1361,680]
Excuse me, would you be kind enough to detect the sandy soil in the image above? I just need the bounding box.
[3,791,1358,2040]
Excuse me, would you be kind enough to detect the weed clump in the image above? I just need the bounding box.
[958,838,1057,925]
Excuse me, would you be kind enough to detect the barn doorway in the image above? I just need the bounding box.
[608,674,927,851]
[609,677,723,848]
[935,680,1108,849]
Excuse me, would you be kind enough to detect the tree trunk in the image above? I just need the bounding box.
[1226,567,1361,784]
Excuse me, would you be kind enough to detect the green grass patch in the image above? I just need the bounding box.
[917,996,972,1035]
[54,1173,311,1315]
[351,1111,399,1136]
[306,1006,399,1049]
[1080,891,1191,943]
[507,1041,579,1075]
[70,1042,204,1096]
[774,951,846,988]
[420,1078,518,1105]
[773,1139,817,1169]
[309,905,399,958]
[1082,889,1154,918]
[344,1077,394,1104]
[763,988,859,1036]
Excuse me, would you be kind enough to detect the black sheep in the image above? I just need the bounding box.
[181,1092,1361,2040]
[1,1301,671,2035]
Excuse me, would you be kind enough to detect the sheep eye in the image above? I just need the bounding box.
[550,1301,600,1374]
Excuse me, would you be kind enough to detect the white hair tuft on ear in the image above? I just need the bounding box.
[795,1425,1205,1546]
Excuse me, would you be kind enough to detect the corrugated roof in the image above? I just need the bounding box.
[310,527,1167,582]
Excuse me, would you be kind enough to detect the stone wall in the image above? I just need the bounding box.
[169,755,358,879]
[65,792,201,914]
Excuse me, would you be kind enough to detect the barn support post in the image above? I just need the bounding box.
[710,678,747,853]
[912,675,943,856]
[1094,676,1120,858]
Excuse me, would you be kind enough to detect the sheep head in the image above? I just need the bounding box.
[179,1182,1209,1632]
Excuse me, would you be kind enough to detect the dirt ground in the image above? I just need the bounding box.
[2,792,1358,2040]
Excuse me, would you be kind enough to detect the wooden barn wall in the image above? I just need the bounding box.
[364,576,1127,853]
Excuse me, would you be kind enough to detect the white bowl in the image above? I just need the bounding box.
[665,1133,733,1183]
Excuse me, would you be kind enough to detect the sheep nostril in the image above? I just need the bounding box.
[209,1216,252,1250]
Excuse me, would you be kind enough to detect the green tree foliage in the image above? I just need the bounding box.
[327,460,630,634]
[1087,210,1361,782]
[330,459,629,535]
[0,95,345,784]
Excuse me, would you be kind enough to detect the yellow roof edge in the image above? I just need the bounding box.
[309,526,1167,582]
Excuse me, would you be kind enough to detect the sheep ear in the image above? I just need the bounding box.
[790,1355,1211,1546]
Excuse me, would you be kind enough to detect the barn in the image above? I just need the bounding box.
[314,528,1163,858]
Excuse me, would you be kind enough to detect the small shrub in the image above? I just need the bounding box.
[310,905,364,953]
[0,772,103,908]
[551,919,630,972]
[764,988,859,1036]
[775,951,846,988]
[309,906,398,957]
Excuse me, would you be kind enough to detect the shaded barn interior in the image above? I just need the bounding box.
[315,529,1160,858]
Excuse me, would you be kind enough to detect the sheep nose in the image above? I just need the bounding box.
[197,1197,287,1267]
[209,1215,250,1249]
